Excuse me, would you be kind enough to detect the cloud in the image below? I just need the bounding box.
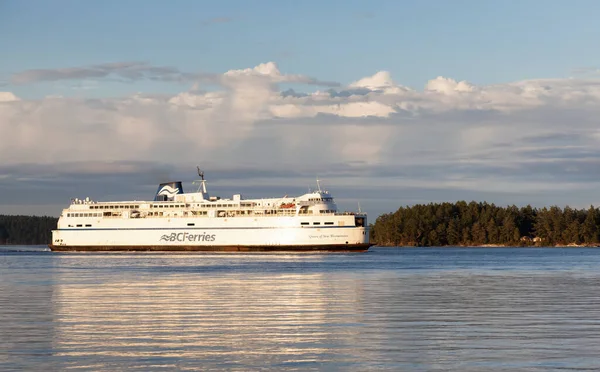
[10,62,207,85]
[0,92,19,102]
[9,61,339,90]
[201,17,233,26]
[571,67,600,76]
[3,62,600,217]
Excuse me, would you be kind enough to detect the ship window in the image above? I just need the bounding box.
[355,217,365,227]
[301,222,309,225]
[325,222,334,225]
[187,223,195,226]
[85,224,92,227]
[313,222,320,225]
[76,224,82,227]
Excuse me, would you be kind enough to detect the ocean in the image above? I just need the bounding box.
[1,247,600,371]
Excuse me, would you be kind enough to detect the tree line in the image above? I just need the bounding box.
[2,202,600,247]
[0,215,58,245]
[370,201,600,247]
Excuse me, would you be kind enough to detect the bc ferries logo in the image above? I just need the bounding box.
[157,185,180,198]
[160,232,216,242]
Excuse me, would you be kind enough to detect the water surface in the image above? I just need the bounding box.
[2,247,600,371]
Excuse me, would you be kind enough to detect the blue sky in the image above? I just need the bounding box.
[2,0,600,218]
[3,0,599,97]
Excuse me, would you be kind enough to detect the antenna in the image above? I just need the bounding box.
[194,166,208,196]
[358,201,362,213]
[316,177,322,193]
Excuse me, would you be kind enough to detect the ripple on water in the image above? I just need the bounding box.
[1,247,600,371]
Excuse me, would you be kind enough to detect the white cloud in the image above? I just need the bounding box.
[426,76,475,93]
[3,62,600,216]
[0,92,20,102]
[350,71,412,95]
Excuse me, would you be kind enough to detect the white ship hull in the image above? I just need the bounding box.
[50,227,369,251]
[50,215,371,252]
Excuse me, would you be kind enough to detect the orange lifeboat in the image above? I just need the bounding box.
[280,203,296,209]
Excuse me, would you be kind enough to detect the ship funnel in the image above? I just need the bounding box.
[154,181,184,201]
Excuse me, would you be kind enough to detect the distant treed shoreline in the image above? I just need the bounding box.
[0,215,58,245]
[2,201,600,247]
[370,201,600,247]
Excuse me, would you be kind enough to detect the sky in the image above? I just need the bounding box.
[2,0,600,219]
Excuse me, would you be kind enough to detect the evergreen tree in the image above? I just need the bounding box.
[370,201,600,247]
[582,206,599,244]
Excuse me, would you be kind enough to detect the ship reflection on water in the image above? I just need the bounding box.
[48,254,373,370]
[3,249,600,370]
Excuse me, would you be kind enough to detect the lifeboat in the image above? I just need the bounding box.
[280,203,296,209]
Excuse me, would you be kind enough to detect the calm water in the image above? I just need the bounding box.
[2,247,600,371]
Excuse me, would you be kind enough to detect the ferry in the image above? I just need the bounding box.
[49,169,372,252]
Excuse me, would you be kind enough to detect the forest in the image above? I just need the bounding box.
[0,215,58,245]
[2,201,600,247]
[370,201,600,247]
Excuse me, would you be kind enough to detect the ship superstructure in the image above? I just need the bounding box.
[49,169,371,252]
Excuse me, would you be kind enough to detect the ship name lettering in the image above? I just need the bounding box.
[160,232,216,242]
